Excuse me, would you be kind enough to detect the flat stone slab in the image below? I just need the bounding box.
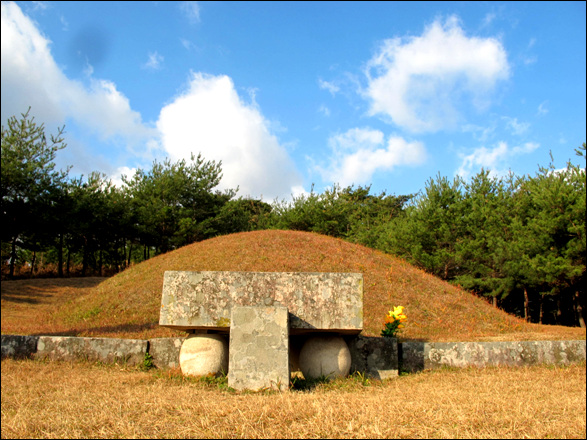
[228,305,290,391]
[159,271,363,334]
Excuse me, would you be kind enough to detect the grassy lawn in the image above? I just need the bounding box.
[1,358,585,439]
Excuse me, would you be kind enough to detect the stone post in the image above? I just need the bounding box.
[228,305,290,391]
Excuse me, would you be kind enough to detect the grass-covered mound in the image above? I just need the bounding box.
[2,230,585,341]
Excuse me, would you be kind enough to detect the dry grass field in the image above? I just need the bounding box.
[2,230,585,342]
[2,230,585,438]
[1,358,585,439]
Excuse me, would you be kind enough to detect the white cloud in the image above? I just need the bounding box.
[143,51,164,70]
[502,116,530,136]
[481,13,496,28]
[537,101,548,116]
[109,166,138,188]
[1,1,155,148]
[180,38,193,51]
[512,142,539,155]
[457,141,539,179]
[180,1,200,24]
[1,1,66,125]
[31,1,49,12]
[157,72,302,200]
[316,128,426,186]
[1,2,301,200]
[364,15,510,133]
[318,78,340,96]
[462,123,496,143]
[59,15,68,31]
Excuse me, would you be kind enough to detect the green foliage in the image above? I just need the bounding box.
[378,149,585,326]
[453,170,516,301]
[140,352,155,371]
[212,197,273,234]
[381,174,465,280]
[272,183,412,246]
[1,108,69,276]
[122,153,235,253]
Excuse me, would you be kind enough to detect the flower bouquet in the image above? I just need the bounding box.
[381,306,407,338]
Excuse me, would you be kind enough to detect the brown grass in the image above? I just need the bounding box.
[2,230,585,341]
[1,358,585,439]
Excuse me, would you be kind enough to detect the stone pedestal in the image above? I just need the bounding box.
[228,305,290,391]
[159,271,364,390]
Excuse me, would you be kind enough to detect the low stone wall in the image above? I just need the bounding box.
[401,340,586,372]
[347,335,398,379]
[2,334,585,375]
[0,335,148,365]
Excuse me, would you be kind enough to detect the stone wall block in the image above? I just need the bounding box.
[1,334,39,359]
[148,337,185,369]
[347,335,398,379]
[401,340,587,372]
[34,336,147,365]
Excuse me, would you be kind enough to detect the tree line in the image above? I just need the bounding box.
[2,109,585,327]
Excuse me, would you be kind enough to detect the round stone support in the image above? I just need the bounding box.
[298,335,351,380]
[179,333,229,377]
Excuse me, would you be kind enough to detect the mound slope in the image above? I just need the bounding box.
[3,230,585,341]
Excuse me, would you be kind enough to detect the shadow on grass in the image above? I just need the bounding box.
[30,321,160,337]
[0,293,51,304]
[289,374,341,391]
[1,277,105,304]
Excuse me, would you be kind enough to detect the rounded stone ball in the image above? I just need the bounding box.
[298,335,351,380]
[179,333,229,377]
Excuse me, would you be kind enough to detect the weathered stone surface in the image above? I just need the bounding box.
[401,340,587,372]
[159,271,363,334]
[34,336,147,365]
[179,333,229,377]
[299,335,351,380]
[228,306,290,391]
[1,334,39,359]
[148,337,185,369]
[347,335,398,379]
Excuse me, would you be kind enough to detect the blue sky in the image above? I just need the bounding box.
[2,1,586,201]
